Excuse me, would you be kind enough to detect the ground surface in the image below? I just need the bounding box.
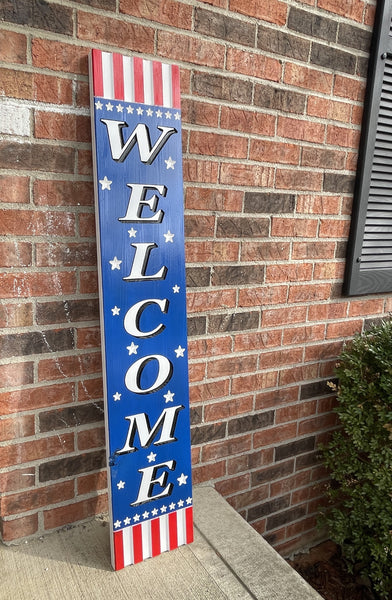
[289,541,377,600]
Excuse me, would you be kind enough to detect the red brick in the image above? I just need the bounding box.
[0,175,29,204]
[228,449,273,476]
[187,289,236,313]
[188,362,206,383]
[79,271,98,294]
[234,330,282,353]
[231,371,277,395]
[279,364,319,387]
[286,515,318,538]
[0,272,76,298]
[158,31,225,68]
[1,513,38,542]
[77,426,105,451]
[275,169,323,192]
[183,158,219,183]
[120,0,193,28]
[250,139,300,165]
[0,241,31,267]
[241,242,290,262]
[1,481,74,516]
[185,241,239,263]
[32,39,88,74]
[220,106,276,136]
[33,180,94,207]
[301,147,346,170]
[283,325,325,346]
[319,218,350,238]
[204,396,253,422]
[203,435,252,462]
[220,164,275,187]
[226,47,281,81]
[78,378,103,403]
[185,187,242,212]
[326,124,361,149]
[189,380,230,403]
[272,216,319,238]
[259,348,303,370]
[277,116,326,143]
[0,433,74,468]
[292,241,335,260]
[308,302,348,321]
[0,303,33,328]
[215,473,250,497]
[313,262,345,280]
[0,415,35,441]
[262,306,307,327]
[317,0,365,22]
[77,11,154,52]
[77,470,107,496]
[326,319,362,339]
[182,99,220,127]
[208,354,258,379]
[185,215,215,237]
[0,362,34,389]
[77,149,93,176]
[284,63,333,94]
[254,423,297,448]
[38,353,102,382]
[34,73,73,105]
[288,283,331,303]
[35,112,91,143]
[188,336,232,359]
[307,96,351,123]
[0,383,75,416]
[296,195,340,215]
[77,327,101,350]
[189,131,248,159]
[230,0,287,24]
[298,413,339,436]
[44,493,108,530]
[265,263,313,283]
[275,400,317,424]
[334,74,365,102]
[255,387,299,411]
[304,341,344,362]
[238,285,288,307]
[191,460,226,485]
[0,30,26,64]
[270,471,311,497]
[0,468,36,494]
[0,209,75,236]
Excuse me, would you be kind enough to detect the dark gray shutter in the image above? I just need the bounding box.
[344,0,392,295]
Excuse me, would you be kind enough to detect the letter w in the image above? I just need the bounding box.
[100,119,176,164]
[116,405,184,454]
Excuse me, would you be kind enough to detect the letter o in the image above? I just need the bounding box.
[125,354,173,394]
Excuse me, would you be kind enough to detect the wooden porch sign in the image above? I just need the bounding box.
[89,50,193,570]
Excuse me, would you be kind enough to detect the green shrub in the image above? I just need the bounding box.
[320,319,392,599]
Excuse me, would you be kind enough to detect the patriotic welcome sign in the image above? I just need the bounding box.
[89,50,193,570]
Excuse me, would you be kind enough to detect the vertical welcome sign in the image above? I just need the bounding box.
[89,50,193,570]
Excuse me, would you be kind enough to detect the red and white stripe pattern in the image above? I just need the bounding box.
[91,49,181,108]
[113,507,193,569]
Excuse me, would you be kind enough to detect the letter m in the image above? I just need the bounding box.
[100,119,176,164]
[116,405,184,454]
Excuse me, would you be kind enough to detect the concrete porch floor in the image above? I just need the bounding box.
[0,486,322,600]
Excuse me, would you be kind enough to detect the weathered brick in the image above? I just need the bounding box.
[78,378,103,403]
[191,422,226,445]
[36,242,96,267]
[207,354,258,379]
[278,116,325,144]
[217,216,269,238]
[77,326,101,349]
[120,0,192,28]
[186,266,210,287]
[254,84,306,114]
[0,433,74,468]
[0,209,75,237]
[158,30,225,69]
[275,437,315,461]
[232,371,277,395]
[193,71,253,103]
[182,99,220,128]
[187,315,207,336]
[0,0,73,35]
[77,11,154,53]
[77,470,107,496]
[209,311,260,333]
[39,449,106,482]
[0,272,76,299]
[187,289,236,313]
[251,460,294,486]
[248,496,290,522]
[244,192,295,214]
[317,0,364,23]
[301,147,346,170]
[189,131,248,159]
[183,158,219,183]
[338,22,371,52]
[212,265,265,286]
[220,106,276,136]
[323,173,355,194]
[0,362,34,389]
[44,494,108,530]
[0,142,75,173]
[195,7,255,45]
[36,299,99,326]
[230,0,287,25]
[38,353,102,382]
[0,175,30,204]
[257,24,310,61]
[0,415,35,441]
[0,328,75,360]
[287,7,338,41]
[0,30,27,64]
[0,241,32,267]
[35,111,91,143]
[250,139,300,165]
[220,164,275,188]
[1,514,38,542]
[33,180,93,207]
[226,47,281,81]
[284,63,333,94]
[32,38,88,74]
[266,505,307,531]
[228,411,274,435]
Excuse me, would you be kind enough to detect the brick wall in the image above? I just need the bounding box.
[0,0,383,556]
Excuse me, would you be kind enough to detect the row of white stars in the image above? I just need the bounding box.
[95,100,180,122]
[113,494,192,530]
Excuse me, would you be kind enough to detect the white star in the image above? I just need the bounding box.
[165,156,176,170]
[128,227,137,238]
[156,109,163,118]
[109,256,122,270]
[164,230,174,242]
[124,516,131,526]
[106,102,113,111]
[126,105,134,114]
[186,497,192,505]
[146,108,153,116]
[169,502,176,510]
[175,345,185,358]
[99,175,112,190]
[95,100,103,110]
[111,306,120,316]
[178,499,184,507]
[114,520,121,528]
[151,508,158,516]
[174,112,181,120]
[127,342,138,355]
[147,451,157,463]
[160,505,167,513]
[177,473,188,486]
[116,103,123,112]
[113,392,121,401]
[137,107,144,115]
[173,284,180,293]
[164,390,175,403]
[165,111,172,119]
[142,511,149,519]
[133,514,140,522]
[117,480,125,490]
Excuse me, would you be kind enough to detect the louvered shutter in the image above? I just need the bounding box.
[344,0,392,295]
